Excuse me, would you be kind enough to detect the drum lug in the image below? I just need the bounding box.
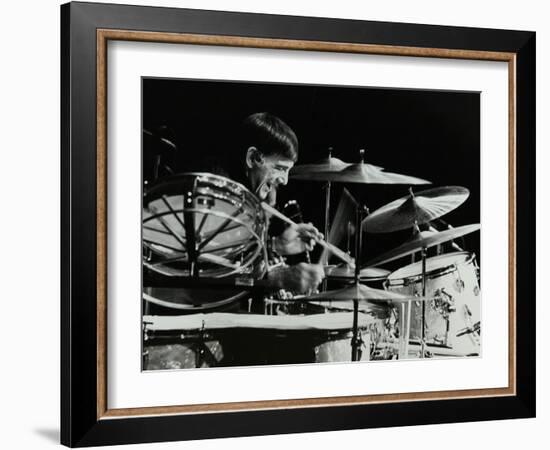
[454,278,465,293]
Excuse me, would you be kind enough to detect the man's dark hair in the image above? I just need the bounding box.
[240,112,299,162]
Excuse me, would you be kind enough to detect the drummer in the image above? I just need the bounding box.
[229,112,325,294]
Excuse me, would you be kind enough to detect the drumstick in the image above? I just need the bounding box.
[261,202,353,265]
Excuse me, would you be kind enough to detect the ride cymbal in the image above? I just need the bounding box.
[363,186,470,233]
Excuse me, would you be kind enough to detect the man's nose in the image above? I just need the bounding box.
[277,172,288,186]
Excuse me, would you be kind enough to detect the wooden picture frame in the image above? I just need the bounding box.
[61,1,535,446]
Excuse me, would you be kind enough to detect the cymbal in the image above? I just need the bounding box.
[363,186,470,233]
[290,149,385,181]
[290,155,352,177]
[364,224,481,267]
[304,282,429,303]
[325,264,390,281]
[293,161,431,185]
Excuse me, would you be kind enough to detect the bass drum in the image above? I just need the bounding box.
[142,173,267,312]
[385,252,481,356]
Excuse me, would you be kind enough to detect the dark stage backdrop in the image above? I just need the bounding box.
[142,78,480,272]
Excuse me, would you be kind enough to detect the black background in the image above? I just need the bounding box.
[143,78,480,270]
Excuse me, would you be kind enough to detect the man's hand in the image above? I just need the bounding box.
[267,263,325,294]
[273,223,323,256]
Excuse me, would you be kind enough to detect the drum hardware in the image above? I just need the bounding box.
[420,246,428,358]
[144,275,277,292]
[427,225,463,254]
[289,145,351,250]
[143,320,221,369]
[347,221,352,256]
[143,128,177,184]
[320,188,357,262]
[351,203,366,361]
[288,146,350,265]
[321,186,358,291]
[456,323,480,336]
[324,178,331,264]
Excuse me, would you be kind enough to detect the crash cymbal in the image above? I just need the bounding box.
[321,161,432,185]
[293,149,430,184]
[305,282,429,303]
[325,264,390,281]
[290,156,351,176]
[364,224,481,267]
[363,186,470,233]
[290,148,385,181]
[291,163,430,184]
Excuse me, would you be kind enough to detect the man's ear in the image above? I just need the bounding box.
[245,146,261,169]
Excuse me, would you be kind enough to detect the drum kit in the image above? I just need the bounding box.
[142,148,481,368]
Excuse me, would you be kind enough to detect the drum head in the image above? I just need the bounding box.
[143,173,266,278]
[143,287,247,311]
[387,252,472,282]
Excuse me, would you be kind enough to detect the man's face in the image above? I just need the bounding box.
[248,153,295,201]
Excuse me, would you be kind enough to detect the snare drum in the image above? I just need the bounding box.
[385,252,481,356]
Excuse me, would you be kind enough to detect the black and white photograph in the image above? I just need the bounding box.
[141,78,481,369]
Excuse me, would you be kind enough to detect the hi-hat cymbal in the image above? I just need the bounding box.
[364,224,481,267]
[325,264,390,281]
[363,186,470,233]
[305,282,429,303]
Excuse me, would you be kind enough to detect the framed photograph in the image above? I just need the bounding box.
[61,1,535,447]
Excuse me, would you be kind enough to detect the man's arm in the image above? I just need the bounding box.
[272,223,323,256]
[266,262,325,295]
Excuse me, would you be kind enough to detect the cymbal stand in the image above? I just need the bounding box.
[409,221,428,358]
[351,203,367,361]
[420,246,428,358]
[320,147,335,291]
